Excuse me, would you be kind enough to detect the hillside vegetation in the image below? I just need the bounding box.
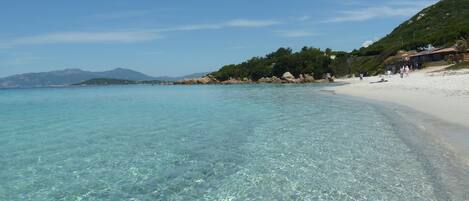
[350,0,469,74]
[211,0,469,80]
[446,61,469,70]
[211,47,338,81]
[361,0,469,56]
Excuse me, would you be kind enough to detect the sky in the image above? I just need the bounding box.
[0,0,438,77]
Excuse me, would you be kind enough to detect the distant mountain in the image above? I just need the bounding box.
[73,78,138,86]
[94,68,156,81]
[0,68,156,88]
[73,78,167,86]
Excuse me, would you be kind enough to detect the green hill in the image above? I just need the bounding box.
[210,0,469,80]
[352,0,469,74]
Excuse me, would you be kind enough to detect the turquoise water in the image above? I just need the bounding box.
[0,85,463,200]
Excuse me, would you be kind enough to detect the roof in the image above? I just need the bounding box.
[409,50,435,57]
[409,47,458,58]
[431,47,457,54]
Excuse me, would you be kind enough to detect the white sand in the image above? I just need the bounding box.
[329,65,469,165]
[331,65,469,128]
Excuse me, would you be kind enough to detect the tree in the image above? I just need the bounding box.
[455,38,467,62]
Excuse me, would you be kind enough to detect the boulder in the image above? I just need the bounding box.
[221,78,244,84]
[302,74,315,83]
[282,72,303,83]
[198,76,212,84]
[299,74,305,82]
[258,77,272,83]
[282,72,295,81]
[259,76,284,83]
[271,76,283,83]
[242,77,253,83]
[174,75,219,85]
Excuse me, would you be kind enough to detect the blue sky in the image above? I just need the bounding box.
[0,0,437,77]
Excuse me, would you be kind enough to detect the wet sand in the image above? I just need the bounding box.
[327,66,469,199]
[329,66,469,164]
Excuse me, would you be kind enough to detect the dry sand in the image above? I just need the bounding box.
[329,65,469,165]
[332,65,469,127]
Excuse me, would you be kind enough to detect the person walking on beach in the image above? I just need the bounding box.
[400,67,404,78]
[405,66,410,77]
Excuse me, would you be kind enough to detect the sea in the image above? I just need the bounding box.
[1,84,468,200]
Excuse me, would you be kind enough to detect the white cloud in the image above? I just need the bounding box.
[327,6,416,22]
[224,19,281,27]
[362,40,375,48]
[1,18,281,48]
[326,0,437,23]
[158,19,280,32]
[166,24,223,31]
[3,31,162,47]
[386,0,438,7]
[275,30,314,38]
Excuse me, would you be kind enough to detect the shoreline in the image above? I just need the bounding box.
[357,95,469,199]
[373,98,469,199]
[318,86,469,199]
[328,66,469,128]
[326,65,469,169]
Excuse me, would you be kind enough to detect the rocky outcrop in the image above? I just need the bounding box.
[282,72,296,83]
[174,72,316,85]
[302,74,315,82]
[280,72,316,83]
[258,76,283,83]
[174,75,219,85]
[221,78,252,84]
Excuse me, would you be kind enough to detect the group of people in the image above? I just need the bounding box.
[359,64,412,83]
[399,66,411,78]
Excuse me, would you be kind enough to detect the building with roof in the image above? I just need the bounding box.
[407,47,469,66]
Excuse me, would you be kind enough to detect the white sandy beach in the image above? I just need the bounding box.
[332,66,469,127]
[330,65,469,165]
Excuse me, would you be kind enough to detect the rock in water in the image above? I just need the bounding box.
[282,72,294,80]
[271,76,283,83]
[174,75,219,84]
[258,77,272,83]
[221,78,244,84]
[282,72,298,83]
[303,74,315,83]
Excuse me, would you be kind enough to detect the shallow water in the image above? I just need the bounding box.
[0,85,466,200]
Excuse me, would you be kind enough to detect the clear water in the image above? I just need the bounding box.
[0,85,463,200]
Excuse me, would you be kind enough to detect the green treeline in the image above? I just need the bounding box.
[211,47,347,81]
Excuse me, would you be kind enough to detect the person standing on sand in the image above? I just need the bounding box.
[400,67,404,78]
[405,66,410,77]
